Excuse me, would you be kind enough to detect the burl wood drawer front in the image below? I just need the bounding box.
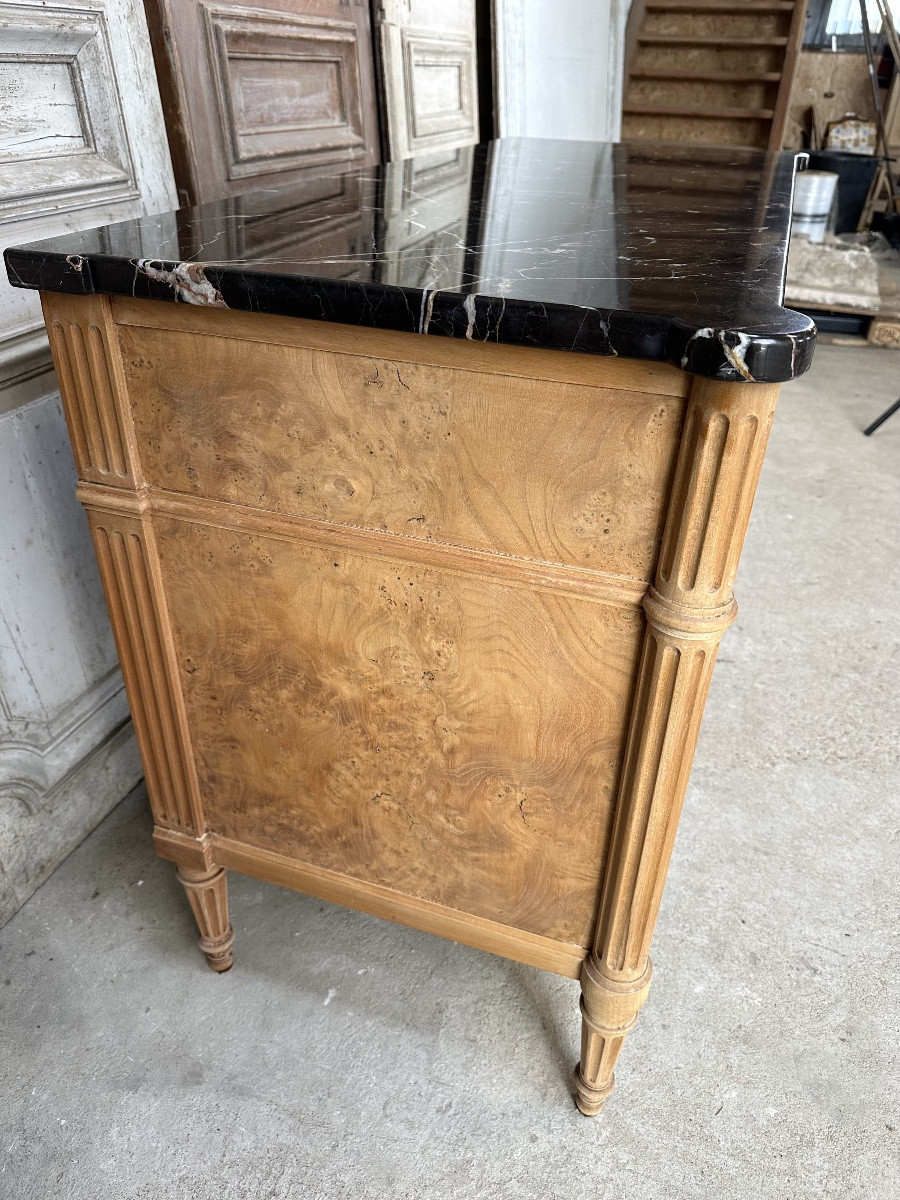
[118,325,685,581]
[155,515,645,949]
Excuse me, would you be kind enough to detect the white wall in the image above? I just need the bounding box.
[492,0,627,142]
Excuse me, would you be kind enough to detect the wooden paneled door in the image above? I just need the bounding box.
[143,0,381,206]
[374,0,479,160]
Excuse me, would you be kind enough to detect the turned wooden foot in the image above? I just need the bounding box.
[574,955,652,1116]
[176,865,235,972]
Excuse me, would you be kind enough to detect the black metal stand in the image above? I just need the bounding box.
[857,0,900,438]
[863,395,900,435]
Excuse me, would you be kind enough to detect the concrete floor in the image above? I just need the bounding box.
[1,343,898,1199]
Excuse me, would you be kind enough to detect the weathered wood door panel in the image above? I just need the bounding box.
[375,0,479,160]
[144,0,382,205]
[1,0,177,382]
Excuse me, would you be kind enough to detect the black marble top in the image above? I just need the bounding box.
[4,139,816,383]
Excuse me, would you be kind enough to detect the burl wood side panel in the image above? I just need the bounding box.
[155,516,645,947]
[117,325,685,581]
[41,291,788,1109]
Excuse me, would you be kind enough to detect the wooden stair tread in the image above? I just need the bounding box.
[630,69,782,82]
[629,191,763,201]
[628,173,765,184]
[629,178,765,188]
[624,103,776,119]
[645,0,794,9]
[636,33,789,44]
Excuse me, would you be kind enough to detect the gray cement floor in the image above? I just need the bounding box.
[2,343,899,1199]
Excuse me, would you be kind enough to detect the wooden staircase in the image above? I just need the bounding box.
[622,0,809,150]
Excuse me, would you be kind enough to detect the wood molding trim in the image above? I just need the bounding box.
[141,0,198,208]
[156,826,588,977]
[40,292,203,834]
[108,296,692,398]
[76,481,649,608]
[153,824,215,870]
[141,0,380,206]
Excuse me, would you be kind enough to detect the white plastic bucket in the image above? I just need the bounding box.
[792,170,839,243]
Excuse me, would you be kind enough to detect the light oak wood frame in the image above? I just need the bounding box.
[41,290,779,1114]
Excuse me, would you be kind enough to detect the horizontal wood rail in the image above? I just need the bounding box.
[629,69,782,82]
[636,33,789,44]
[624,104,775,119]
[645,0,794,9]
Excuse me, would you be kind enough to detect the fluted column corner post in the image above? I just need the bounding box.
[575,376,780,1115]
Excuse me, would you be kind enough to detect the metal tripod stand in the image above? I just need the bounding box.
[863,394,900,433]
[860,0,900,434]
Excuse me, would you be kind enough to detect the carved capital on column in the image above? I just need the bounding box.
[642,587,737,640]
[581,954,654,1021]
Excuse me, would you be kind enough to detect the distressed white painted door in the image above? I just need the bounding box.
[0,0,177,924]
[375,0,479,161]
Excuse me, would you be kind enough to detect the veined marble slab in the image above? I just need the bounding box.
[5,139,817,384]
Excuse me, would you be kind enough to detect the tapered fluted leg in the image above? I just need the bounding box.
[575,957,652,1115]
[176,864,235,972]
